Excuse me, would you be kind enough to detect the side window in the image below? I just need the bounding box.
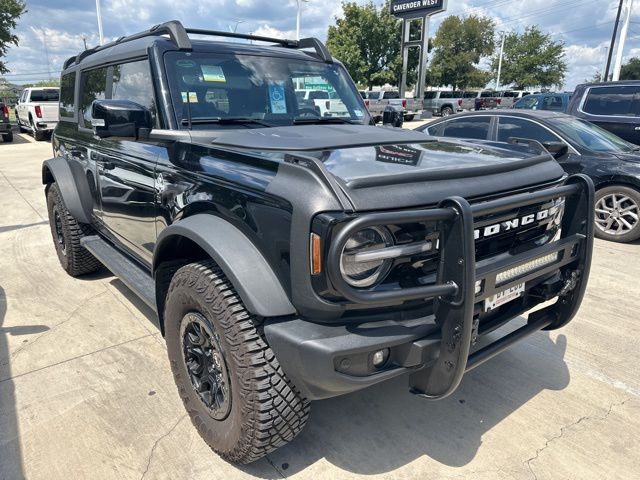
[60,72,76,120]
[435,117,491,140]
[440,92,453,99]
[112,60,157,126]
[80,67,108,129]
[498,117,560,143]
[583,86,639,116]
[543,95,565,111]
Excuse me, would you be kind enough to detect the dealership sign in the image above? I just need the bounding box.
[390,0,447,18]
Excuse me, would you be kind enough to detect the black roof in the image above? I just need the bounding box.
[63,20,333,72]
[576,80,640,88]
[431,109,572,121]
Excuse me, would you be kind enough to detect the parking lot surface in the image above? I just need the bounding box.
[1,134,639,480]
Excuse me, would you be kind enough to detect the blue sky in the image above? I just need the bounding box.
[3,0,639,89]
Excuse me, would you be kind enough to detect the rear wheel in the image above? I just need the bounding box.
[404,115,415,122]
[594,186,640,243]
[46,183,102,276]
[2,132,12,142]
[164,261,310,464]
[441,106,453,116]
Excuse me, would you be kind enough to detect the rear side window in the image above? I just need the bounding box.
[497,117,559,143]
[112,60,157,125]
[542,95,565,111]
[80,67,108,129]
[60,73,76,120]
[582,86,640,116]
[29,89,59,102]
[503,91,516,98]
[440,92,453,99]
[433,117,491,140]
[423,92,436,100]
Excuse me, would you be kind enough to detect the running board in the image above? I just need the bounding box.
[81,236,157,312]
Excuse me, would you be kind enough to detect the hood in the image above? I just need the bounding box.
[211,125,566,210]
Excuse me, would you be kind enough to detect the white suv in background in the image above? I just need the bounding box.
[15,87,60,141]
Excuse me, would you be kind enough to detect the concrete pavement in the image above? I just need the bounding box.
[0,134,639,480]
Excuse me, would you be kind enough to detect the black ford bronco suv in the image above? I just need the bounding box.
[43,21,595,464]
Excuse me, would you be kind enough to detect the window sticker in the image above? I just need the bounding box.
[269,82,287,114]
[181,92,198,103]
[354,109,363,117]
[201,65,226,83]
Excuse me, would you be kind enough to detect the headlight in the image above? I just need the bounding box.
[340,227,394,288]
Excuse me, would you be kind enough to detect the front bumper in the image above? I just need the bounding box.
[266,175,594,401]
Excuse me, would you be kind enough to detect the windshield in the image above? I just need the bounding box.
[165,52,368,129]
[552,117,638,153]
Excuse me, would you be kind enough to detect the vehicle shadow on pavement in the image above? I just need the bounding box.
[242,324,570,477]
[0,133,31,145]
[0,221,48,235]
[0,285,49,480]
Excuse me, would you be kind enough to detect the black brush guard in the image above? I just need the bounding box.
[326,175,595,400]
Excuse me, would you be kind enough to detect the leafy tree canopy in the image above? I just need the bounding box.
[23,79,60,87]
[0,0,26,74]
[327,1,420,90]
[491,26,566,89]
[429,15,495,91]
[620,57,640,80]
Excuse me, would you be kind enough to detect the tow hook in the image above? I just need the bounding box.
[559,270,581,297]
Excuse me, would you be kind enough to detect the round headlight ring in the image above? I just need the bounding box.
[339,226,394,288]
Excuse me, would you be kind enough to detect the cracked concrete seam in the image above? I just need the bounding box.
[0,289,111,368]
[140,414,188,480]
[523,397,633,480]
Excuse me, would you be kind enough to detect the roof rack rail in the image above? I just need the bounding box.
[185,28,333,63]
[64,20,333,70]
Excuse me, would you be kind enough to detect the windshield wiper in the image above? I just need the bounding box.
[181,117,272,127]
[293,117,359,125]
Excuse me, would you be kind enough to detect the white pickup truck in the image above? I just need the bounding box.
[365,90,422,123]
[295,89,350,118]
[15,87,60,141]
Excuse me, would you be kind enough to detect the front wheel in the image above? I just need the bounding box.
[594,186,640,243]
[164,261,310,464]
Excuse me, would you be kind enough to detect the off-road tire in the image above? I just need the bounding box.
[46,183,102,276]
[594,185,640,243]
[441,106,453,116]
[1,132,12,142]
[164,261,310,464]
[34,128,45,142]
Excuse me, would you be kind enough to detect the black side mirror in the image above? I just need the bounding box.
[91,99,152,139]
[542,141,569,159]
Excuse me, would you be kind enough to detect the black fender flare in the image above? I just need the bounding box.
[153,215,296,318]
[42,157,93,224]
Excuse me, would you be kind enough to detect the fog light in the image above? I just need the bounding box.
[372,349,390,368]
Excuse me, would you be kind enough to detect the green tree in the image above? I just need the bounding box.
[327,1,408,90]
[0,0,27,74]
[23,79,60,87]
[429,15,495,91]
[620,57,640,80]
[492,26,566,89]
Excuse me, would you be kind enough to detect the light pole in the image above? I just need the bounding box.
[296,0,310,40]
[613,0,634,81]
[229,19,244,33]
[496,32,506,91]
[95,0,104,45]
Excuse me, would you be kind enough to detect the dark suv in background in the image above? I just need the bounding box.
[0,102,13,142]
[568,81,640,145]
